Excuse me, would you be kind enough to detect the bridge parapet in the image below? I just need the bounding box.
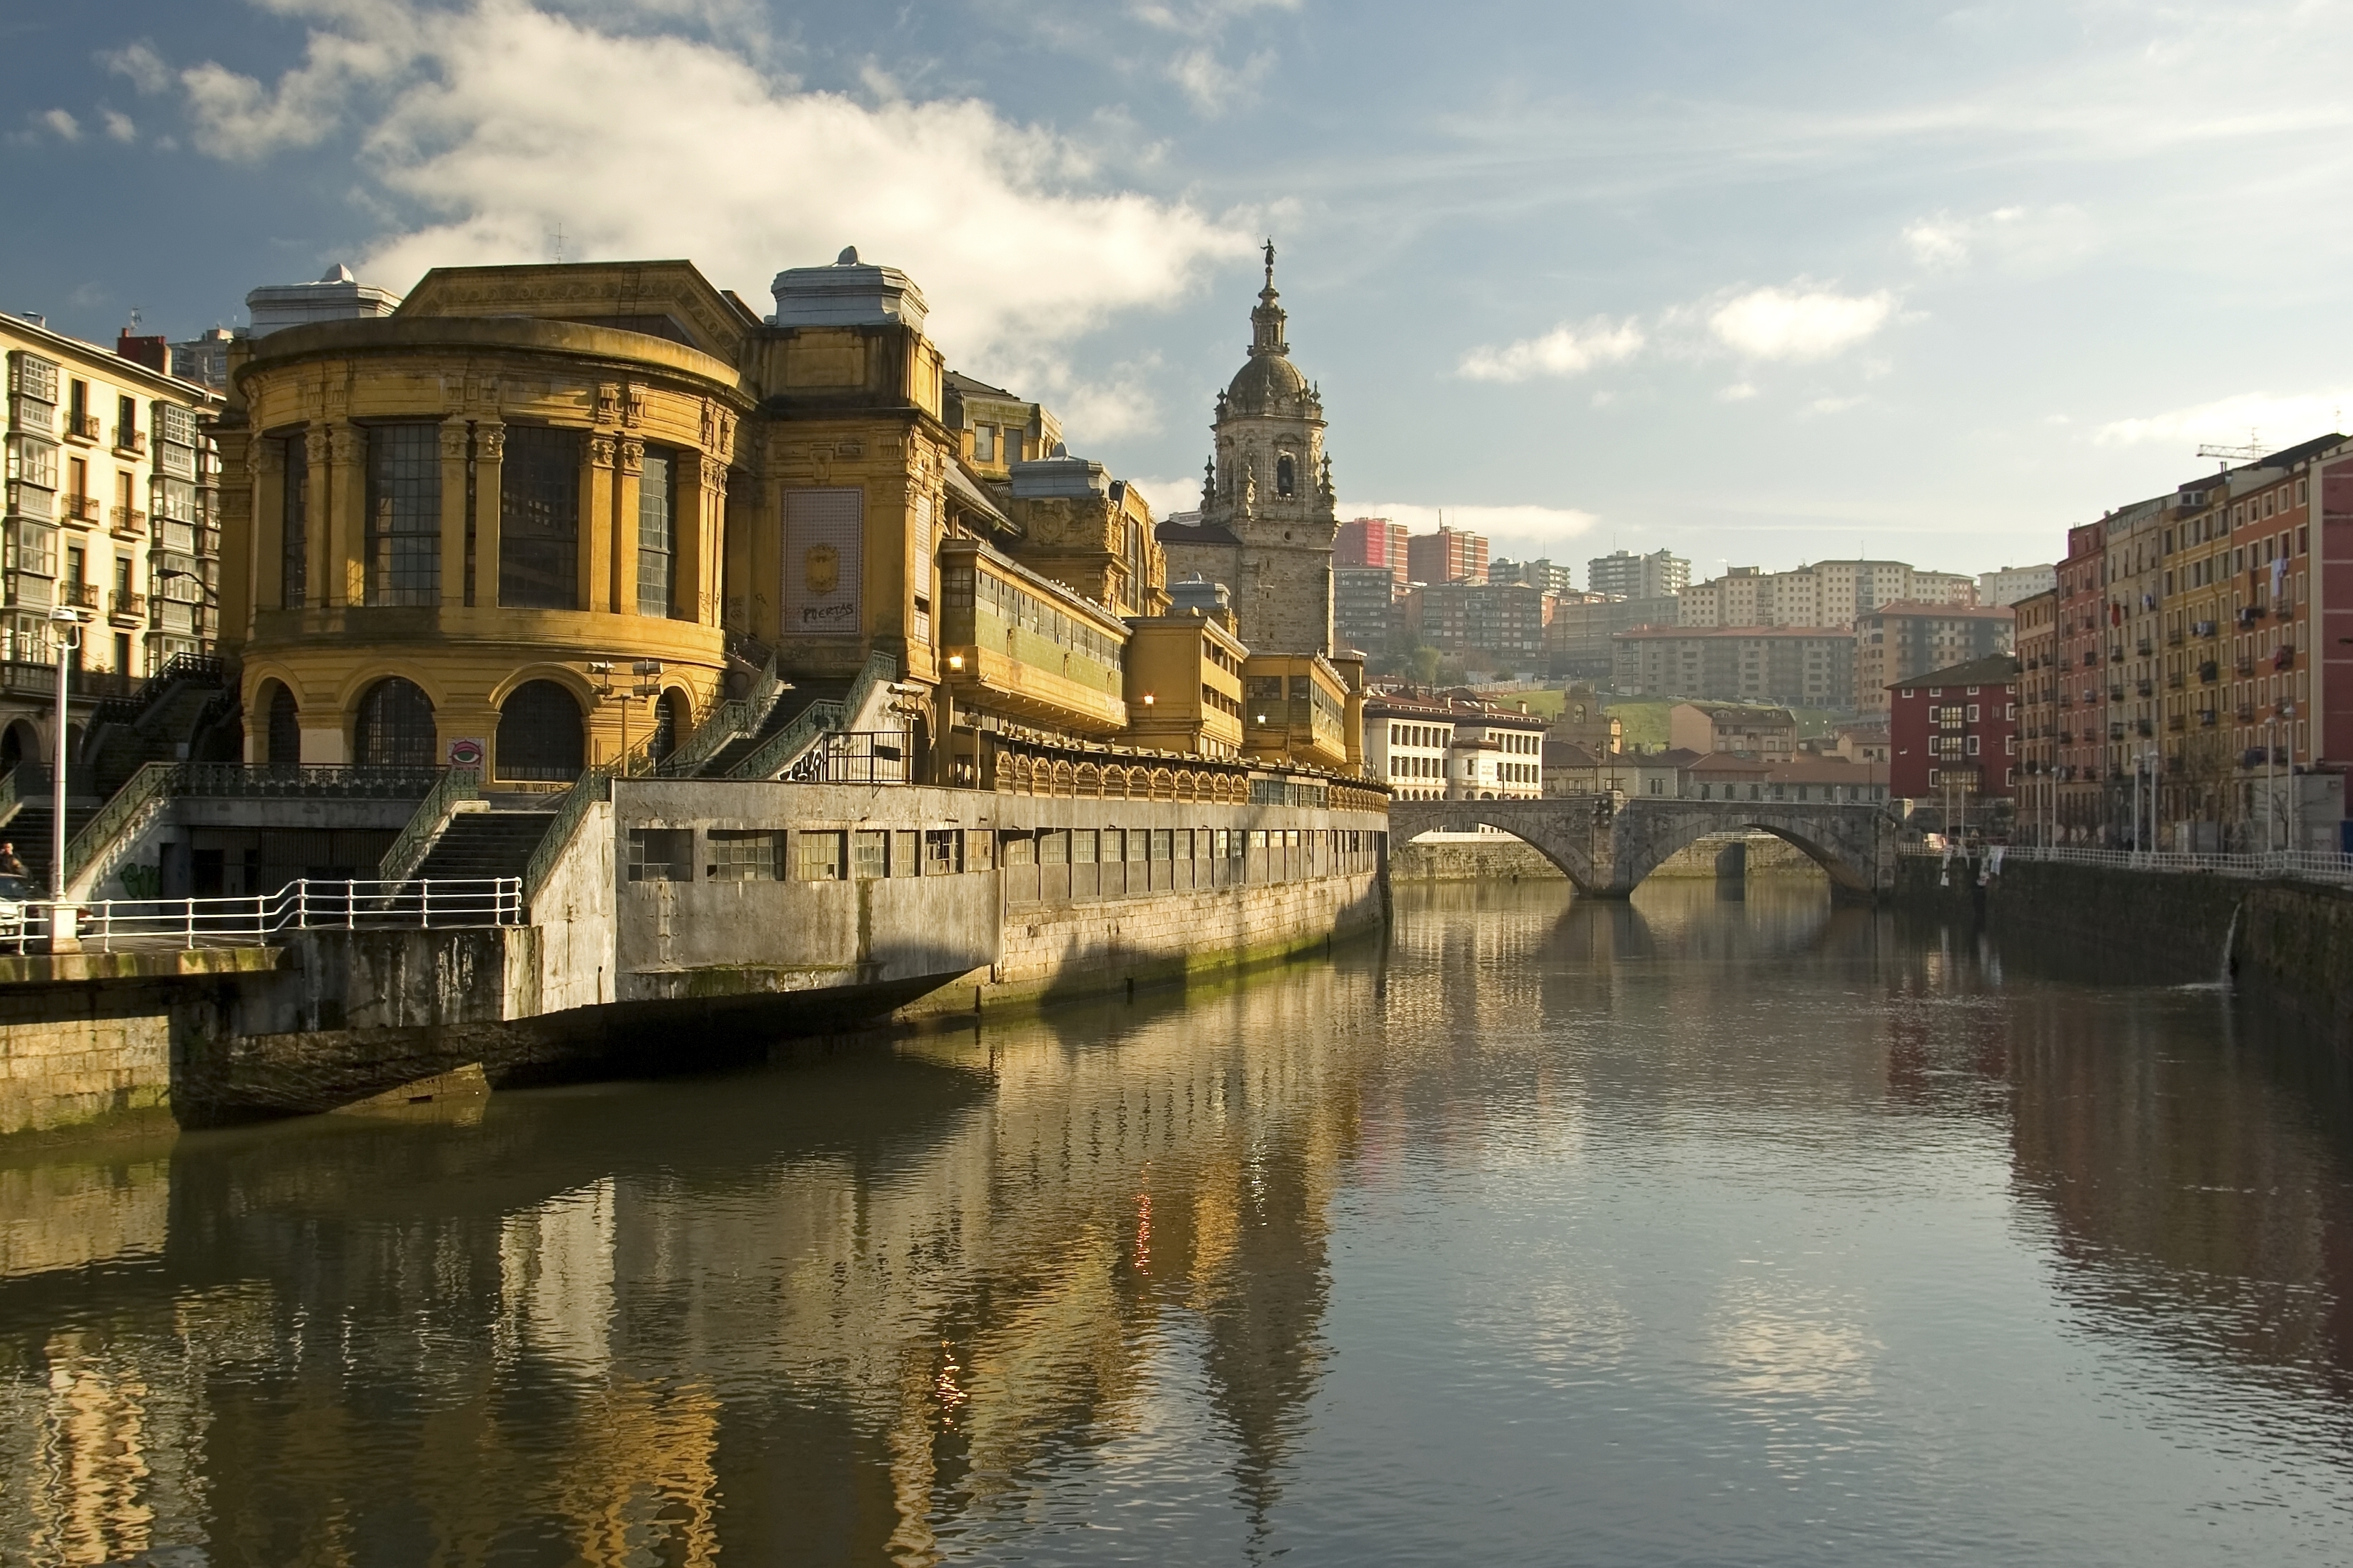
[1386,796,1896,898]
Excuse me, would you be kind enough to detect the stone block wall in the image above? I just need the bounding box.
[0,989,171,1137]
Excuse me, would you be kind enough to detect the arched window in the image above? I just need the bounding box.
[650,688,689,761]
[1275,454,1296,496]
[497,680,583,781]
[263,682,300,769]
[0,721,35,777]
[354,677,436,770]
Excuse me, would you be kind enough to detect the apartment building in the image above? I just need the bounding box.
[2053,521,2108,838]
[1335,516,1410,582]
[1613,626,1856,707]
[1406,525,1487,586]
[1851,601,2016,714]
[1488,556,1576,596]
[1363,692,1455,799]
[1587,547,1688,600]
[1545,591,1681,680]
[1979,564,2057,607]
[1,313,224,779]
[1448,704,1547,799]
[1889,654,2020,807]
[2012,587,2059,839]
[1403,579,1551,666]
[2102,495,2169,832]
[1677,558,1975,629]
[1666,701,1798,760]
[1333,565,1402,656]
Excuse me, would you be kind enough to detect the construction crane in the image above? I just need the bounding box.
[2196,430,2264,464]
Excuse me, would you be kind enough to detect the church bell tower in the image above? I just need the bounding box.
[1195,242,1338,657]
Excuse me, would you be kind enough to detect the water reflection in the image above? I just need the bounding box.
[0,880,2348,1564]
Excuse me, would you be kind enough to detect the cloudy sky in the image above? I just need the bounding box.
[8,0,2353,583]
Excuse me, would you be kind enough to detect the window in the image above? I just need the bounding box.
[924,829,962,874]
[893,829,920,877]
[282,432,307,608]
[708,829,784,882]
[1275,454,1296,496]
[795,830,846,882]
[353,677,435,769]
[364,424,441,606]
[264,682,299,769]
[500,425,582,609]
[855,829,892,879]
[495,679,583,781]
[972,424,995,462]
[637,446,676,617]
[965,829,994,872]
[628,828,694,882]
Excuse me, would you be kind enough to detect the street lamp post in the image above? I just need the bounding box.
[47,604,89,951]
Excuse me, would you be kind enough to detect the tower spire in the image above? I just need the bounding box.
[1250,236,1288,359]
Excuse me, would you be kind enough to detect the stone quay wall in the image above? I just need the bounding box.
[0,988,172,1139]
[1895,854,2353,1049]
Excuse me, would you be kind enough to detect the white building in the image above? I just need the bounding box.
[1449,706,1547,799]
[1364,694,1453,800]
[1976,564,2057,608]
[1678,559,1976,629]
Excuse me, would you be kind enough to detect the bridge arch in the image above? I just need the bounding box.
[1387,797,1894,898]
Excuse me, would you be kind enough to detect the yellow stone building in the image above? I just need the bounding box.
[211,251,1370,795]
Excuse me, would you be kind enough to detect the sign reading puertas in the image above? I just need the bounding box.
[784,489,862,635]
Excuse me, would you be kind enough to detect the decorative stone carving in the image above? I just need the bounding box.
[590,434,617,469]
[439,424,470,464]
[623,384,647,428]
[617,436,645,476]
[304,428,330,467]
[477,425,505,463]
[327,426,357,466]
[596,383,621,424]
[700,456,730,496]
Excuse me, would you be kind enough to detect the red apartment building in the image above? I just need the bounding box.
[1406,525,1488,586]
[1336,517,1412,583]
[1889,655,2021,821]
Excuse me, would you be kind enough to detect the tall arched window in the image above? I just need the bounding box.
[353,677,436,770]
[1275,454,1296,496]
[497,680,584,781]
[263,682,300,769]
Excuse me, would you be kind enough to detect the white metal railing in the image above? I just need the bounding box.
[0,877,524,956]
[1903,842,2353,887]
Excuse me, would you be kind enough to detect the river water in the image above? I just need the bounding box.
[4,877,2352,1566]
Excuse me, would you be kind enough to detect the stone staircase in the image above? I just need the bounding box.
[82,655,232,799]
[409,810,557,883]
[0,797,99,894]
[700,680,850,777]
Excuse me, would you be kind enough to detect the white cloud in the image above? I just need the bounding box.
[2094,389,2353,449]
[1709,285,1894,361]
[101,110,137,144]
[1716,381,1758,402]
[1456,316,1644,383]
[36,109,82,142]
[102,41,173,96]
[1802,395,1863,416]
[153,0,1248,369]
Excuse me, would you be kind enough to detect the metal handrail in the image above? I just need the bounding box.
[376,768,482,881]
[1907,842,2353,886]
[61,760,179,887]
[0,877,526,956]
[654,651,785,777]
[727,700,844,780]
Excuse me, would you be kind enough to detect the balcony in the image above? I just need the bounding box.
[2237,705,2256,722]
[59,581,98,612]
[2239,606,2266,626]
[2136,679,2154,696]
[2274,645,2296,669]
[2167,631,2184,646]
[2234,657,2254,677]
[2199,709,2219,728]
[2108,723,2126,741]
[2169,714,2185,732]
[2108,685,2125,701]
[111,426,146,456]
[2193,619,2218,639]
[2198,661,2219,684]
[63,414,99,444]
[108,590,144,626]
[2136,639,2153,656]
[2135,718,2154,736]
[2167,672,2184,689]
[58,494,99,526]
[109,506,146,539]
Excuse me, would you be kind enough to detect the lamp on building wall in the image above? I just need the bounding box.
[947,653,965,671]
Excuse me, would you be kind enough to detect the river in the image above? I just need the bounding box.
[3,877,2351,1566]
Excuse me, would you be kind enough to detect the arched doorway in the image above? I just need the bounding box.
[262,681,300,770]
[496,680,584,781]
[0,720,37,780]
[650,688,689,763]
[353,677,436,770]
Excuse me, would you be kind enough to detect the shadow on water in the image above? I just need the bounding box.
[1,875,2349,1565]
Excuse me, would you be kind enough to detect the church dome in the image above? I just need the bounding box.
[1225,351,1308,412]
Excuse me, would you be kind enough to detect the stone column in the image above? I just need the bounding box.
[438,417,470,609]
[475,421,504,609]
[614,436,644,618]
[582,434,615,613]
[688,454,727,626]
[247,434,283,614]
[324,423,360,607]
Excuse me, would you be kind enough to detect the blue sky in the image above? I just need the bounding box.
[9,0,2353,582]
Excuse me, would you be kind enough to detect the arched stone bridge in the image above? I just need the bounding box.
[1387,795,1899,899]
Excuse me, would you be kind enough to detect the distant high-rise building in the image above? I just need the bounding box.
[1336,516,1411,583]
[1977,564,2057,607]
[1490,556,1577,596]
[1587,547,1688,600]
[1407,524,1487,586]
[1334,566,1402,655]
